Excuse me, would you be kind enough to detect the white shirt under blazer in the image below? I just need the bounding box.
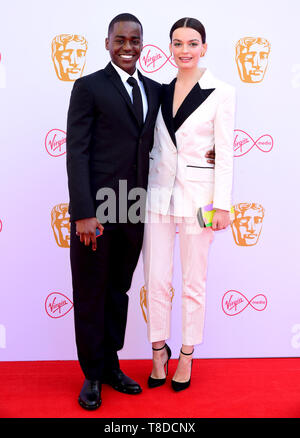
[146,68,236,218]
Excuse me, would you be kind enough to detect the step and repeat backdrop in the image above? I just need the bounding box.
[0,0,300,361]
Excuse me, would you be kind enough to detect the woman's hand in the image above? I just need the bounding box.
[75,217,104,251]
[205,148,215,165]
[212,209,231,231]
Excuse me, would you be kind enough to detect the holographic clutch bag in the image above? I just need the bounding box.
[197,203,235,228]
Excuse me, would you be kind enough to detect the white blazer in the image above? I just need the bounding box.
[146,69,236,217]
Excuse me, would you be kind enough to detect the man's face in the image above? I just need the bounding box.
[105,21,143,75]
[231,207,264,246]
[54,39,87,81]
[237,42,270,83]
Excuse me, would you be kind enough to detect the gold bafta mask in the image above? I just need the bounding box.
[51,34,88,81]
[51,203,70,248]
[236,37,270,83]
[140,285,174,323]
[231,203,265,246]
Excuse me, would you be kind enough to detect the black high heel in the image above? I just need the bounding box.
[171,348,194,392]
[148,343,172,388]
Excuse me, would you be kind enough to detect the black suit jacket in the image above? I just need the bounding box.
[66,62,162,222]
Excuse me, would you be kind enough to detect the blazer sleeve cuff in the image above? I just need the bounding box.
[212,200,231,212]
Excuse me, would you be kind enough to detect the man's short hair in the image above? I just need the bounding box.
[108,13,143,36]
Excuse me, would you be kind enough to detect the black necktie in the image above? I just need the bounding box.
[127,77,144,126]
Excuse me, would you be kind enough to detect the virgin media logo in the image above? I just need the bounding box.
[139,44,177,73]
[222,290,267,316]
[45,292,73,318]
[233,129,273,157]
[0,219,2,233]
[45,129,66,157]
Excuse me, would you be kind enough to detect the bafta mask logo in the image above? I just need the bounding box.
[231,203,265,246]
[236,37,271,83]
[140,285,174,323]
[51,34,88,81]
[51,203,70,248]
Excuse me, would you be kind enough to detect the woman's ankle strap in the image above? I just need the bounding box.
[180,348,194,356]
[152,344,166,351]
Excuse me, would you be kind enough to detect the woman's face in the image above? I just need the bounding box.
[170,27,207,70]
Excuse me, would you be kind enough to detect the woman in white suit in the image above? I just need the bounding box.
[143,17,236,391]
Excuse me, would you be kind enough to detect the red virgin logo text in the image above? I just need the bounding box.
[139,44,177,73]
[45,129,66,157]
[45,292,73,318]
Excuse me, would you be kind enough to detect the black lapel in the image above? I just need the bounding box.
[174,83,215,132]
[161,79,177,147]
[103,62,139,125]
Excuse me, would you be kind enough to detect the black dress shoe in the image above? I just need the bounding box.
[103,369,142,394]
[78,379,102,410]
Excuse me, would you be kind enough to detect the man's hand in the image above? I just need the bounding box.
[212,209,230,231]
[75,217,104,251]
[205,147,215,165]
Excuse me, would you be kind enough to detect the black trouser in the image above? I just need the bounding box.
[70,221,144,380]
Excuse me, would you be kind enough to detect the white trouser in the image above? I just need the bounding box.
[142,211,214,346]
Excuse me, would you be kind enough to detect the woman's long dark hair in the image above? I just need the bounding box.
[169,17,206,43]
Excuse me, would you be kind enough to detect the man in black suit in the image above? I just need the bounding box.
[66,13,162,410]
